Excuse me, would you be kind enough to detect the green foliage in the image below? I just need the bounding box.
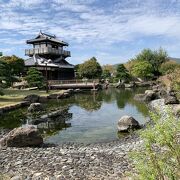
[130,110,180,180]
[160,61,180,75]
[0,60,12,91]
[0,55,24,87]
[134,48,168,76]
[116,64,130,81]
[102,69,111,79]
[131,61,153,80]
[25,67,45,89]
[78,57,102,79]
[0,55,24,76]
[125,59,139,75]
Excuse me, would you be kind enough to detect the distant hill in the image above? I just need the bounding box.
[168,57,180,63]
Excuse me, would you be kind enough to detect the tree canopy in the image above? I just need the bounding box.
[25,67,45,89]
[78,57,102,79]
[116,64,130,81]
[135,48,168,76]
[0,60,16,88]
[131,61,153,80]
[0,55,24,76]
[0,61,8,95]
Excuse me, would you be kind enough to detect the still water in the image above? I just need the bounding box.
[0,88,149,144]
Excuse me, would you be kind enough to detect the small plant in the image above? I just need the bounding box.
[129,109,180,180]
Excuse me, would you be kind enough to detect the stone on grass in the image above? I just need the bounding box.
[0,126,43,147]
[118,115,141,132]
[24,94,40,103]
[48,93,58,99]
[28,103,44,112]
[39,96,48,103]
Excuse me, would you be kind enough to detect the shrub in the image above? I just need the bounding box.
[78,57,102,79]
[116,64,130,81]
[160,61,180,75]
[25,68,45,89]
[131,61,153,80]
[129,110,180,180]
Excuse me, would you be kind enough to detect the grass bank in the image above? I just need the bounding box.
[0,89,64,107]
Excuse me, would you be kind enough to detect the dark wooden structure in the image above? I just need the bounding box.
[24,31,75,80]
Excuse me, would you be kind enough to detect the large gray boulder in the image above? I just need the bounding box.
[24,94,40,103]
[0,126,43,147]
[118,115,141,132]
[28,103,44,112]
[134,90,159,102]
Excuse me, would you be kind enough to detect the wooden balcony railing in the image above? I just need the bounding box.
[25,47,71,57]
[48,79,99,85]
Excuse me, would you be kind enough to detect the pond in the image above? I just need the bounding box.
[0,88,149,144]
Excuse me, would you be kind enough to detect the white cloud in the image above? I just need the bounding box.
[1,0,180,62]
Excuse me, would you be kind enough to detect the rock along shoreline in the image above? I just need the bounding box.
[0,134,142,180]
[1,85,179,179]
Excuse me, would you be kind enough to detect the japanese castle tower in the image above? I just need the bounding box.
[24,31,74,80]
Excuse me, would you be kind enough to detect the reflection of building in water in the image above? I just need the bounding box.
[37,121,71,136]
[37,111,72,136]
[27,108,73,136]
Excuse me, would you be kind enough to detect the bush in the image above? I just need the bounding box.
[116,64,130,81]
[78,57,102,79]
[25,68,45,89]
[130,110,180,179]
[160,61,180,75]
[131,61,153,80]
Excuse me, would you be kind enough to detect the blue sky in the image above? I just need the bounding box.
[1,0,180,65]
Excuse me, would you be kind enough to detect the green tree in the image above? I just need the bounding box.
[0,60,13,90]
[131,61,153,80]
[0,61,7,95]
[130,110,180,180]
[116,64,130,81]
[25,68,45,89]
[153,48,168,75]
[0,55,24,76]
[125,58,139,75]
[102,69,111,79]
[135,48,168,76]
[78,57,102,79]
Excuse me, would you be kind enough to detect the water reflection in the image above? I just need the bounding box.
[0,88,149,143]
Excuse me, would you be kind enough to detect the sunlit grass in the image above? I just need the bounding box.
[0,89,64,107]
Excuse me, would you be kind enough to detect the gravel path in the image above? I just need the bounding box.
[0,135,142,180]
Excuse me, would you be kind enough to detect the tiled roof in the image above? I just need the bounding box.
[24,55,74,69]
[26,31,68,46]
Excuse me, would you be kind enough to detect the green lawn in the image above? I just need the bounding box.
[0,89,64,107]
